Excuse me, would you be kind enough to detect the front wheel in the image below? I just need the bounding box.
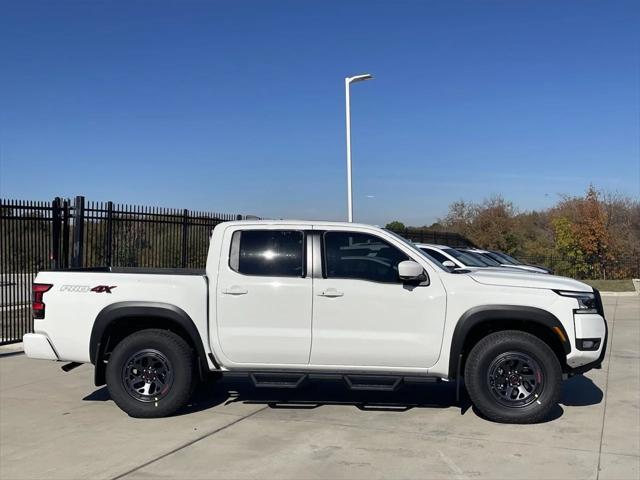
[105,329,197,418]
[464,330,562,424]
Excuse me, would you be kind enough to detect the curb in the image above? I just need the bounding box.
[600,291,639,297]
[0,342,24,356]
[600,279,640,297]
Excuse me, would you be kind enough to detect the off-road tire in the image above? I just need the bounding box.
[106,329,197,418]
[464,330,562,424]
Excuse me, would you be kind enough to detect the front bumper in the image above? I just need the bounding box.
[566,290,608,373]
[568,319,608,374]
[566,313,607,368]
[23,333,59,361]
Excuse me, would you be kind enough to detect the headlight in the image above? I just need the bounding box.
[555,290,598,313]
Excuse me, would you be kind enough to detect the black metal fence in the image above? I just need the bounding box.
[72,197,246,269]
[0,196,252,345]
[387,228,475,248]
[0,200,55,346]
[517,254,640,281]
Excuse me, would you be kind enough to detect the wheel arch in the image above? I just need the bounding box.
[448,305,571,379]
[90,302,214,386]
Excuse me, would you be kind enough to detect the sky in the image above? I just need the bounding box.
[1,0,638,226]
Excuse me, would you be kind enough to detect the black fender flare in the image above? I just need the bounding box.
[90,302,212,384]
[448,305,571,379]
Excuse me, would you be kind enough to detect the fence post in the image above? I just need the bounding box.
[61,199,70,268]
[51,197,61,269]
[181,209,189,268]
[105,201,114,267]
[71,196,85,268]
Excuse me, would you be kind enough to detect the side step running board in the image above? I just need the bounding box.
[249,372,308,389]
[344,375,402,392]
[61,362,82,372]
[236,371,440,392]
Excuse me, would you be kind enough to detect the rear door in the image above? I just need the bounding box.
[216,226,312,365]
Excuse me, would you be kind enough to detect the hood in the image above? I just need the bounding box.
[468,268,592,291]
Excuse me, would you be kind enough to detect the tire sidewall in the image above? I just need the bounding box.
[106,330,194,417]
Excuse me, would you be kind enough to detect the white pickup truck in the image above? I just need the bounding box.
[24,220,607,423]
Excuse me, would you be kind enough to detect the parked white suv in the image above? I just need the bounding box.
[465,248,551,274]
[416,243,518,271]
[24,221,607,423]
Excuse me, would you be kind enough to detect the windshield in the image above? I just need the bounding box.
[468,251,503,266]
[383,229,448,271]
[445,248,489,267]
[490,251,522,265]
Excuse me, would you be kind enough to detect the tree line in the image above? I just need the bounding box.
[386,186,640,279]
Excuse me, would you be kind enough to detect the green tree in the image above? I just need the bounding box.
[551,216,588,277]
[385,221,406,231]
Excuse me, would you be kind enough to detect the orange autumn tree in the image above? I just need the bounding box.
[552,185,613,278]
[573,186,613,278]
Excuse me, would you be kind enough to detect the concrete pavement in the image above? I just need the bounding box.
[1,296,638,480]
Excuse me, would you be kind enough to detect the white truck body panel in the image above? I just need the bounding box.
[32,271,211,365]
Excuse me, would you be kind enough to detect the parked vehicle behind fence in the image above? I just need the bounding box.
[464,248,551,274]
[416,243,520,272]
[24,220,606,424]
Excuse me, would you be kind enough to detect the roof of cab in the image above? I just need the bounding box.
[216,219,384,229]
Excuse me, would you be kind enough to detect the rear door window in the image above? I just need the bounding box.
[230,230,305,277]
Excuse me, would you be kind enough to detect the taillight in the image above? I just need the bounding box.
[32,283,53,319]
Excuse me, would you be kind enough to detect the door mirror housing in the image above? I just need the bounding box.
[442,260,456,269]
[398,260,426,282]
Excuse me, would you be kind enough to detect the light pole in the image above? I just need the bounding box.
[345,73,373,222]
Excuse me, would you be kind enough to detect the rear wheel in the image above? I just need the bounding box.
[464,330,562,424]
[106,329,196,418]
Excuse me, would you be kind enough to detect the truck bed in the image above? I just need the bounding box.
[32,266,209,363]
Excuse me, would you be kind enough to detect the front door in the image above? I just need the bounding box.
[310,229,447,369]
[216,226,312,365]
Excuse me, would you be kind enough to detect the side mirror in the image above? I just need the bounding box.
[442,260,456,269]
[398,260,426,281]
